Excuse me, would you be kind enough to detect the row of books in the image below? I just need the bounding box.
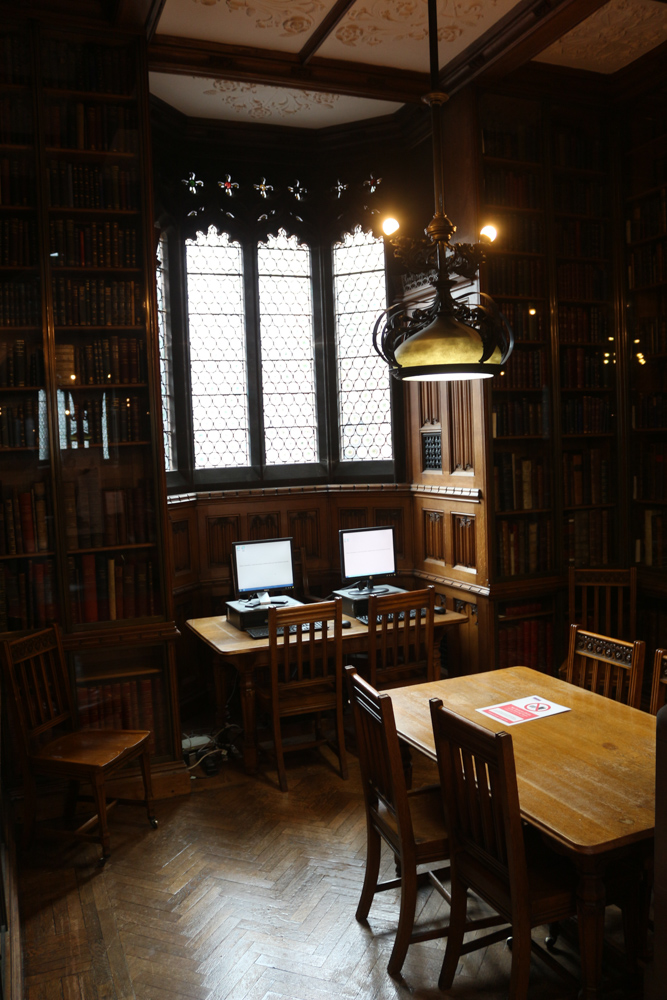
[628,239,666,289]
[562,448,610,506]
[0,280,40,326]
[562,395,612,434]
[556,262,608,300]
[491,397,548,437]
[483,167,541,209]
[555,219,606,258]
[0,97,32,145]
[0,340,44,386]
[553,177,607,217]
[47,160,138,210]
[55,337,146,385]
[565,509,611,567]
[0,480,50,555]
[641,509,666,567]
[494,347,545,389]
[633,394,667,429]
[496,517,552,576]
[52,277,141,327]
[487,214,544,253]
[558,303,609,343]
[481,124,541,162]
[41,40,135,96]
[49,219,138,269]
[60,392,146,447]
[499,601,545,618]
[494,301,544,341]
[635,443,667,501]
[0,558,57,631]
[63,472,154,549]
[634,315,667,354]
[0,33,30,86]
[0,398,39,449]
[0,156,34,207]
[498,619,553,672]
[494,453,551,511]
[69,553,157,623]
[561,347,614,389]
[0,218,35,266]
[552,126,603,171]
[45,102,138,154]
[486,256,544,297]
[76,677,168,756]
[626,190,666,243]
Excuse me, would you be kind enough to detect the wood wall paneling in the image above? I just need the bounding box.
[288,509,321,558]
[205,514,240,578]
[452,512,476,571]
[373,507,405,558]
[446,381,475,474]
[248,512,281,539]
[423,508,446,564]
[338,507,368,530]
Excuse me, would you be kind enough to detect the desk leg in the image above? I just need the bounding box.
[239,672,258,773]
[576,859,606,1000]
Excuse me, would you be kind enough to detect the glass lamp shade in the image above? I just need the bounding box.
[393,311,503,381]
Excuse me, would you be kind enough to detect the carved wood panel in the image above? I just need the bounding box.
[248,512,281,539]
[374,507,404,558]
[423,509,445,562]
[288,509,320,558]
[447,380,474,473]
[339,508,368,530]
[420,381,440,427]
[172,520,191,575]
[452,513,476,570]
[207,515,240,567]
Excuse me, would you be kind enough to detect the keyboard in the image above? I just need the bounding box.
[356,608,427,626]
[245,620,352,639]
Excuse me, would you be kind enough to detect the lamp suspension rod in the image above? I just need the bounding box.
[427,0,447,220]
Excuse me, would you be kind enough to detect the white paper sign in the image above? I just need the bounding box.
[476,695,571,726]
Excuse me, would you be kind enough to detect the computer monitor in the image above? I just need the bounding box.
[232,537,294,602]
[339,525,396,595]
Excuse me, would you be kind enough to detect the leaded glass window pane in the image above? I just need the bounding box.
[257,230,318,466]
[333,228,392,461]
[185,227,249,469]
[156,232,176,472]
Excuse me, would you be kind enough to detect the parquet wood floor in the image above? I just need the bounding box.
[18,748,643,1000]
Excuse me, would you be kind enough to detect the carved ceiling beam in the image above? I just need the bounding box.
[299,0,357,66]
[148,36,428,103]
[442,0,609,93]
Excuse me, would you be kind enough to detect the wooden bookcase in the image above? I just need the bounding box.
[0,17,182,771]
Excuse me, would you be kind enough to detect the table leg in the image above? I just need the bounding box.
[575,859,606,1000]
[239,672,258,773]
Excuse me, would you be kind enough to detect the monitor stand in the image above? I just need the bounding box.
[226,594,302,630]
[332,583,406,619]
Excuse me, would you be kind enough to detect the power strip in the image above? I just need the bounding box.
[181,735,211,751]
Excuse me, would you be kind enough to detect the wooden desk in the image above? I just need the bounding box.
[389,666,655,1000]
[186,608,466,773]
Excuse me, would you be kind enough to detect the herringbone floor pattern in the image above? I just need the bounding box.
[19,748,641,1000]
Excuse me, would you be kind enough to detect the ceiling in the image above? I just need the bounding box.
[146,0,667,128]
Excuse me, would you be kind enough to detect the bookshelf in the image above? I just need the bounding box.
[0,19,181,770]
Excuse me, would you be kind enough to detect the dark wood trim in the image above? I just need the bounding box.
[148,35,428,104]
[299,0,357,66]
[114,0,166,40]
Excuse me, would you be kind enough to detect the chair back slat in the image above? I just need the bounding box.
[1,626,75,754]
[430,700,525,894]
[651,649,667,715]
[269,598,342,692]
[565,624,645,709]
[366,586,436,689]
[568,567,637,640]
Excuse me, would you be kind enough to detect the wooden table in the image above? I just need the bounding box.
[186,607,466,773]
[389,666,656,1000]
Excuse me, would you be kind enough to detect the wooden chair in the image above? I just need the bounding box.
[651,648,667,715]
[430,697,580,999]
[565,624,645,709]
[568,566,637,640]
[1,625,157,862]
[293,546,321,603]
[364,586,436,690]
[256,598,348,792]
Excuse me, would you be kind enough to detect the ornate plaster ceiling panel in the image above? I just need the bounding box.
[156,0,339,54]
[317,0,520,71]
[149,72,403,125]
[533,0,667,73]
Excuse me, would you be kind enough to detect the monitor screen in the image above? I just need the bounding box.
[339,526,396,589]
[232,537,294,596]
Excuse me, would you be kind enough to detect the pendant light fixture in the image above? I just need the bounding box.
[373,0,513,382]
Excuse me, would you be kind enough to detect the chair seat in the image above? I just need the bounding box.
[257,681,336,718]
[32,729,151,771]
[376,784,448,852]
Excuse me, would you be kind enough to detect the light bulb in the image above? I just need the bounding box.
[480,224,497,243]
[382,217,399,236]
